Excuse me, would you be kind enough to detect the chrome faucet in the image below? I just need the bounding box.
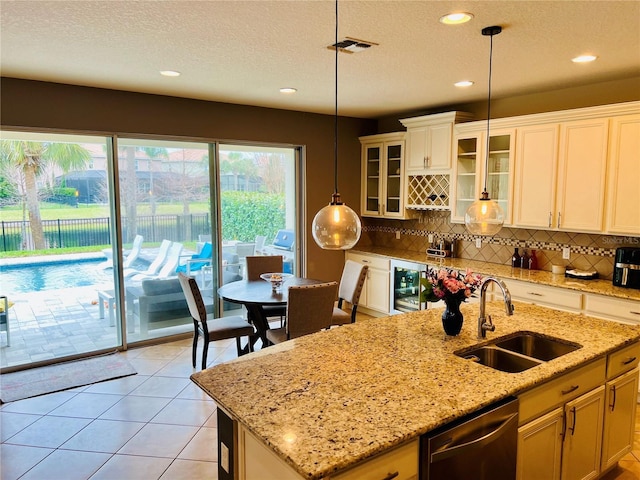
[478,277,515,339]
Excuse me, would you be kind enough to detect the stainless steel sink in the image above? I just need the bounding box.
[455,332,582,373]
[458,346,542,373]
[494,332,581,361]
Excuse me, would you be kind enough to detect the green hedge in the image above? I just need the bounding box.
[221,191,285,242]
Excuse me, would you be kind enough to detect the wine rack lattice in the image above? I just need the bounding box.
[406,174,450,210]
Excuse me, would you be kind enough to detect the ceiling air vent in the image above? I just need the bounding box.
[328,37,378,53]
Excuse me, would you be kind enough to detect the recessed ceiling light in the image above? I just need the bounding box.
[454,80,474,87]
[160,70,181,77]
[439,12,474,25]
[279,87,297,94]
[572,55,597,63]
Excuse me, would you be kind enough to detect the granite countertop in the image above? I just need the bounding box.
[351,246,640,302]
[191,303,640,479]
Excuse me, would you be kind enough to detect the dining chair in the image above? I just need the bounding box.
[245,255,284,280]
[245,255,287,324]
[178,273,255,369]
[332,260,369,325]
[265,281,338,345]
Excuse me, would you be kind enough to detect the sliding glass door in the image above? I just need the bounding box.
[0,130,118,370]
[114,138,211,342]
[1,131,302,370]
[218,144,298,315]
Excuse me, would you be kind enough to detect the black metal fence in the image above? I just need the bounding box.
[0,213,211,252]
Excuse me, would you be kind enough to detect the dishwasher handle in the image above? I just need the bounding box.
[430,413,518,464]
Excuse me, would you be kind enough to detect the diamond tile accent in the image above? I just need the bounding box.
[362,212,639,280]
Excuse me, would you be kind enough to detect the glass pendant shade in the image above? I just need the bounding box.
[464,192,505,236]
[312,194,362,250]
[465,25,504,236]
[312,0,362,250]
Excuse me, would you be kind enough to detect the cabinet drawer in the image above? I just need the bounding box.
[518,358,606,425]
[347,253,390,271]
[607,342,640,379]
[583,294,640,324]
[504,279,583,312]
[331,440,418,480]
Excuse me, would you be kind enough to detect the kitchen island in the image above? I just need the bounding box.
[191,302,640,479]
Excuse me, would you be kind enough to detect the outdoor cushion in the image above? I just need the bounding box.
[141,278,182,296]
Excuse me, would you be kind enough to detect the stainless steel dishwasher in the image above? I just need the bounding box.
[420,397,518,480]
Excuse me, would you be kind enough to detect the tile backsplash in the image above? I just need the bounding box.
[360,211,639,280]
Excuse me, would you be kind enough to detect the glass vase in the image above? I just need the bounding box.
[442,297,464,336]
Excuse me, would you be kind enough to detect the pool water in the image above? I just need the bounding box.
[1,259,145,294]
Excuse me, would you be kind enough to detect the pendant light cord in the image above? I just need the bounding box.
[333,0,339,197]
[483,30,494,194]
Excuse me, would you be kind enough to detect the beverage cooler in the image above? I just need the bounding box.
[390,259,428,314]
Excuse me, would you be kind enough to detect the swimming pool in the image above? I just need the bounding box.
[1,259,145,294]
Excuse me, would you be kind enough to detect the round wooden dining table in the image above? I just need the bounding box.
[217,277,323,349]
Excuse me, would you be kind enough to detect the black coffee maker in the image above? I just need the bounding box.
[613,247,640,289]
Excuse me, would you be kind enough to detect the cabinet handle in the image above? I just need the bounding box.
[362,260,371,264]
[561,385,579,395]
[557,212,561,228]
[630,311,640,316]
[527,292,543,297]
[622,356,637,365]
[548,212,552,228]
[610,385,617,412]
[382,472,399,480]
[568,406,577,436]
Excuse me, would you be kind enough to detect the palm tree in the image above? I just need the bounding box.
[0,140,91,249]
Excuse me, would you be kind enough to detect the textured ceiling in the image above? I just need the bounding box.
[1,0,639,118]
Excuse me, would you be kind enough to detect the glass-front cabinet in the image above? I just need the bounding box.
[360,133,407,219]
[451,128,514,224]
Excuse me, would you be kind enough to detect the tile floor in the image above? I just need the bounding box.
[2,335,640,480]
[1,337,235,480]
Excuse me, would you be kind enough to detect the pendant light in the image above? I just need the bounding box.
[312,0,362,250]
[464,25,505,236]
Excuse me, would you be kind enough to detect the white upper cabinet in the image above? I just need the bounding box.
[513,124,560,229]
[401,111,474,173]
[360,132,407,219]
[513,119,609,232]
[605,114,640,235]
[556,118,609,232]
[451,127,515,224]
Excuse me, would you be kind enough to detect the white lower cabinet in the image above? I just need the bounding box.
[239,425,303,480]
[517,342,640,480]
[239,423,418,480]
[518,387,606,480]
[601,367,639,471]
[517,407,563,480]
[500,278,583,313]
[331,440,418,480]
[561,385,605,480]
[345,252,390,315]
[583,293,640,325]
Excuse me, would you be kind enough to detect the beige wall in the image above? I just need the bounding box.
[0,77,376,282]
